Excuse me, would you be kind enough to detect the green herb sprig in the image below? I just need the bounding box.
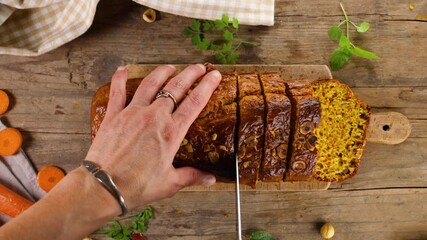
[98,206,153,240]
[247,230,275,240]
[328,3,380,71]
[184,14,259,64]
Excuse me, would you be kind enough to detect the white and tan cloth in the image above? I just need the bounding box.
[0,0,274,56]
[0,119,46,223]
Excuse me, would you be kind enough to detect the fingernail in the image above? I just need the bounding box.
[117,66,127,71]
[202,174,216,186]
[210,70,222,80]
[166,64,176,70]
[196,63,206,72]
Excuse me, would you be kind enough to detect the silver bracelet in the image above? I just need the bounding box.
[82,160,128,216]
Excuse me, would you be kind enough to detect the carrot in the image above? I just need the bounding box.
[37,166,65,192]
[0,128,23,156]
[0,184,33,218]
[0,89,9,115]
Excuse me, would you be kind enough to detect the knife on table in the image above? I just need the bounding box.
[235,154,242,240]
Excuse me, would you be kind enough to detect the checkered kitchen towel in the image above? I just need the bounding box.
[0,0,274,56]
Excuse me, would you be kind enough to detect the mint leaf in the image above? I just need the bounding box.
[214,19,227,29]
[232,18,239,29]
[192,19,201,31]
[351,47,379,59]
[356,22,370,33]
[223,30,233,41]
[222,14,229,24]
[250,230,274,240]
[330,47,353,71]
[328,26,342,41]
[339,35,352,48]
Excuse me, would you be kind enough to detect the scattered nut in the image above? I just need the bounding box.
[142,8,156,23]
[271,148,277,158]
[184,144,193,153]
[308,135,318,146]
[276,144,287,159]
[243,161,250,168]
[203,144,215,153]
[292,160,307,172]
[320,223,335,239]
[208,151,219,164]
[219,145,227,151]
[180,138,188,146]
[300,121,315,135]
[211,133,218,141]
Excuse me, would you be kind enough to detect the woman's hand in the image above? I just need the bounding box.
[85,64,221,211]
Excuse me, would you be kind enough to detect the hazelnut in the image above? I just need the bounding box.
[184,144,193,153]
[276,144,287,159]
[320,223,335,239]
[271,148,277,158]
[203,144,215,153]
[292,160,306,172]
[308,135,318,146]
[180,138,188,146]
[142,9,156,23]
[208,151,219,164]
[219,145,227,151]
[243,161,250,168]
[211,133,218,141]
[300,121,315,135]
[244,136,259,148]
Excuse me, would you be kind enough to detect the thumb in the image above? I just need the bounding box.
[174,167,216,188]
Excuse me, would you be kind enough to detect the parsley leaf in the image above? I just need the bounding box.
[250,230,274,240]
[184,14,259,64]
[98,206,153,240]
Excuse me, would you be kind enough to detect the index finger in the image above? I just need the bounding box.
[172,70,222,133]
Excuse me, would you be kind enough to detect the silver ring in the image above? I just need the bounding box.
[155,90,178,110]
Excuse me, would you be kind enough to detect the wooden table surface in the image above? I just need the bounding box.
[1,0,426,239]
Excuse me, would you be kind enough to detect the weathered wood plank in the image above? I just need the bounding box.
[19,132,427,190]
[54,0,427,88]
[2,85,427,136]
[93,189,427,239]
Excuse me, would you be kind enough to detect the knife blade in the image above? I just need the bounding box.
[235,154,242,240]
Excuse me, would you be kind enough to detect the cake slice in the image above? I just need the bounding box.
[311,79,370,182]
[259,73,291,182]
[285,80,321,181]
[237,73,265,187]
[174,74,238,180]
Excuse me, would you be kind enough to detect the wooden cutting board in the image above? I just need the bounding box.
[126,64,411,191]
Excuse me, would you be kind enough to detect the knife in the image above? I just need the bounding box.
[235,154,242,240]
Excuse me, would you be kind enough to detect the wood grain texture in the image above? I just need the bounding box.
[0,0,425,238]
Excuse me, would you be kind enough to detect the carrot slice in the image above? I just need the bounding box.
[0,184,33,218]
[0,90,9,115]
[37,166,65,192]
[0,128,23,156]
